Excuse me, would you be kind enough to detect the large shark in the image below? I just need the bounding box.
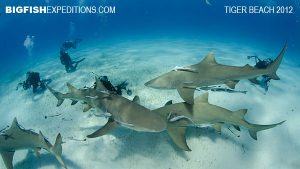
[151,93,285,151]
[0,118,67,169]
[145,44,287,104]
[46,79,167,135]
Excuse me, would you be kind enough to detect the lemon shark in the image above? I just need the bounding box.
[46,79,167,135]
[0,118,67,169]
[151,93,285,151]
[145,43,287,104]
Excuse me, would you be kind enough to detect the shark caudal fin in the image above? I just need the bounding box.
[46,85,65,107]
[248,120,285,140]
[51,133,67,169]
[266,42,288,80]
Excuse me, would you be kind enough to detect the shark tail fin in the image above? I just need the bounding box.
[46,85,65,107]
[266,42,288,80]
[248,120,285,140]
[51,133,67,169]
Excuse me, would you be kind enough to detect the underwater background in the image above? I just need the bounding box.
[0,0,300,169]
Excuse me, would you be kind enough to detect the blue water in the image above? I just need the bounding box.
[0,0,299,78]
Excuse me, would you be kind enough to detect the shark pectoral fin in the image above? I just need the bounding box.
[132,96,140,104]
[165,100,173,106]
[71,100,78,105]
[1,151,15,169]
[34,148,41,157]
[194,92,209,103]
[83,104,92,112]
[87,118,118,138]
[167,125,191,151]
[249,78,260,85]
[177,87,195,104]
[233,125,241,131]
[225,80,239,89]
[212,123,223,134]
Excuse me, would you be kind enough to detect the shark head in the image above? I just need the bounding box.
[145,71,183,89]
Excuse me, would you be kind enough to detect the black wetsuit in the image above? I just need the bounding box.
[21,72,46,93]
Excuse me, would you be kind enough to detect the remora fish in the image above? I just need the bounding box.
[0,118,67,169]
[151,93,285,151]
[145,43,287,104]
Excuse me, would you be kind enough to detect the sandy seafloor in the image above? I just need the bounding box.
[0,38,299,169]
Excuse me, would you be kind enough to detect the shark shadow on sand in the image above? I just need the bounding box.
[14,151,80,169]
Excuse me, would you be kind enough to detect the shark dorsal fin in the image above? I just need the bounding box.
[66,83,78,93]
[132,96,140,104]
[194,92,209,103]
[95,77,108,91]
[11,117,20,129]
[199,53,217,65]
[243,64,253,69]
[1,151,15,169]
[165,100,173,106]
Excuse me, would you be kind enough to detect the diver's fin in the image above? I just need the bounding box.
[248,120,285,140]
[177,87,195,104]
[46,85,65,107]
[225,80,239,89]
[51,133,67,169]
[167,125,191,151]
[83,104,92,112]
[266,42,288,80]
[194,92,209,103]
[1,151,15,169]
[66,83,78,93]
[132,96,140,104]
[87,118,118,138]
[71,100,78,105]
[165,100,173,106]
[212,123,222,134]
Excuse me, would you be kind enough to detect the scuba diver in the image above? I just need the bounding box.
[95,75,132,96]
[247,55,274,92]
[62,38,82,51]
[59,38,85,73]
[17,71,51,93]
[60,49,85,73]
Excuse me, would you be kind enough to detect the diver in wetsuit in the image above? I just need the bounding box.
[247,55,274,91]
[62,38,82,51]
[17,72,51,93]
[60,49,85,73]
[96,76,132,96]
